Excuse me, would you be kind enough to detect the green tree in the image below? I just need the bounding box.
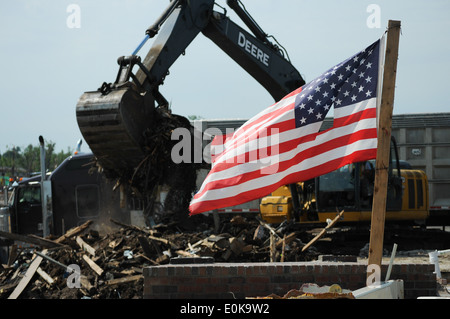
[0,141,72,177]
[1,146,22,177]
[22,144,40,175]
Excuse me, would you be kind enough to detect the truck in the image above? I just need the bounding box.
[0,151,135,263]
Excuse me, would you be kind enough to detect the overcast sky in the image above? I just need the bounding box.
[1,0,449,154]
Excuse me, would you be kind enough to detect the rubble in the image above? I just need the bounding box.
[250,283,355,299]
[0,214,318,299]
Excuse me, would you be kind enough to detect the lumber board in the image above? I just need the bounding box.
[368,20,401,270]
[54,220,93,243]
[36,267,55,285]
[8,249,48,299]
[105,275,143,286]
[82,254,104,276]
[76,236,96,256]
[0,231,62,249]
[302,210,344,252]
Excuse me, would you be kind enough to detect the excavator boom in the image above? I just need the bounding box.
[76,0,305,210]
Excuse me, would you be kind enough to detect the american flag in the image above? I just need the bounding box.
[189,38,384,215]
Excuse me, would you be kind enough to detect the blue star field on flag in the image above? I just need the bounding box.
[294,40,381,128]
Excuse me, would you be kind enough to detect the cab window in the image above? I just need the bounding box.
[18,186,41,204]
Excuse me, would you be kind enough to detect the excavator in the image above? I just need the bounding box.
[76,0,305,217]
[76,0,429,226]
[260,136,430,225]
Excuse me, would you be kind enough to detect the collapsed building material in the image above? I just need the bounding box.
[301,210,344,252]
[7,249,48,299]
[250,283,355,299]
[0,214,320,299]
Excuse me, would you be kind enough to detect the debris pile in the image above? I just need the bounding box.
[0,214,319,299]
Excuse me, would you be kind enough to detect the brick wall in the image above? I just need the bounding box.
[143,261,436,299]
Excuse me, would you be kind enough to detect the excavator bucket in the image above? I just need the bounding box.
[76,85,155,178]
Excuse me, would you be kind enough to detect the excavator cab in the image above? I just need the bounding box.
[315,137,403,217]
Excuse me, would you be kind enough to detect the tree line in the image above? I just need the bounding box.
[0,141,72,178]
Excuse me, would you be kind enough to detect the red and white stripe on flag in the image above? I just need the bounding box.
[189,38,384,215]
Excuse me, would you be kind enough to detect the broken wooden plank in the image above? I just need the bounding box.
[34,250,94,292]
[36,267,55,285]
[105,275,143,286]
[76,236,96,256]
[270,232,276,262]
[0,231,62,249]
[82,254,104,276]
[54,220,93,243]
[110,218,153,235]
[155,254,170,264]
[280,235,286,262]
[133,253,159,265]
[302,210,345,252]
[8,249,47,299]
[0,282,18,297]
[257,217,282,242]
[148,235,169,245]
[276,232,297,249]
[149,234,180,250]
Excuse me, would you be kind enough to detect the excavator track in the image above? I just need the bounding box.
[76,86,155,178]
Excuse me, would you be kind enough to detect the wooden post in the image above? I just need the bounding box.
[367,20,401,274]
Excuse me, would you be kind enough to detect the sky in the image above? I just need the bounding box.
[0,0,449,154]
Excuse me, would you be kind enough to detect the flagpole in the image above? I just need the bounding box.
[367,20,401,277]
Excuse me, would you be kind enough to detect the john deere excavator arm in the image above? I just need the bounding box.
[76,0,305,186]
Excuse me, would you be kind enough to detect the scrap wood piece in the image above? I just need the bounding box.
[301,210,345,252]
[82,254,104,276]
[29,234,70,249]
[148,235,180,250]
[54,220,93,243]
[33,250,94,292]
[176,250,199,258]
[36,267,54,285]
[0,231,62,249]
[8,249,48,299]
[133,253,159,265]
[105,274,143,286]
[110,218,153,235]
[256,217,282,241]
[270,233,276,262]
[230,215,247,225]
[0,282,18,297]
[280,235,286,262]
[108,237,123,249]
[276,232,297,249]
[76,236,96,256]
[253,225,267,241]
